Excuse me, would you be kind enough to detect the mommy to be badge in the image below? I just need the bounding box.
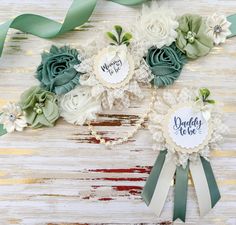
[94,45,134,89]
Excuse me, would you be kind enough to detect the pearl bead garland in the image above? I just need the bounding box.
[87,89,157,147]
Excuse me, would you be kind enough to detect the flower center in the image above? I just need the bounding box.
[185,31,196,44]
[214,25,223,34]
[9,113,16,122]
[33,102,44,114]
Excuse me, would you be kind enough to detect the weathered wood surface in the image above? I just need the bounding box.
[0,0,236,224]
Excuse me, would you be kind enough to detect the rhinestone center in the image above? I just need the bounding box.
[214,25,223,34]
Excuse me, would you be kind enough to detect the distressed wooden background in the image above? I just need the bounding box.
[0,0,236,224]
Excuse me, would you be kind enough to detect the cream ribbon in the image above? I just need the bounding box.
[148,158,176,216]
[193,100,212,122]
[106,45,127,62]
[190,158,212,216]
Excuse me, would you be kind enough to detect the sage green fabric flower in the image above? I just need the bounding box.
[36,45,81,95]
[20,86,60,128]
[176,14,214,59]
[146,43,187,87]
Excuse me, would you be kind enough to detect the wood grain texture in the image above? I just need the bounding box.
[0,0,236,224]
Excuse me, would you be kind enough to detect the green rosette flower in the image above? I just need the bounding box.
[176,14,214,59]
[36,45,81,95]
[146,43,187,87]
[20,86,60,128]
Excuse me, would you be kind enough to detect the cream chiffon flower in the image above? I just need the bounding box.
[0,102,27,133]
[59,86,102,125]
[135,2,178,49]
[206,13,231,45]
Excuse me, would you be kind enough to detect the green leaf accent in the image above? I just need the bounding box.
[114,25,123,37]
[106,32,118,44]
[200,88,210,100]
[121,32,132,43]
[206,99,215,104]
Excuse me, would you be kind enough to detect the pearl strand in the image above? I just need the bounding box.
[87,89,157,147]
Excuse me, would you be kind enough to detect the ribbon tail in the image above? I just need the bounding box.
[227,14,236,38]
[0,0,97,57]
[142,150,176,216]
[173,162,189,222]
[201,157,221,208]
[142,150,167,205]
[190,158,212,217]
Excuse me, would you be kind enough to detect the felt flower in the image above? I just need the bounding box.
[20,86,60,128]
[146,43,187,87]
[59,86,102,125]
[206,13,232,45]
[36,45,81,95]
[176,14,214,59]
[0,102,27,133]
[135,2,178,49]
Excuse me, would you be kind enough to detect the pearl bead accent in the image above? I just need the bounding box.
[185,31,196,44]
[33,102,44,114]
[87,89,157,147]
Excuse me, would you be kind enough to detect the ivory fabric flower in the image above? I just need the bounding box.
[176,14,214,59]
[36,45,81,95]
[20,87,60,128]
[59,86,102,125]
[145,43,187,87]
[206,13,232,45]
[0,102,27,133]
[135,2,179,49]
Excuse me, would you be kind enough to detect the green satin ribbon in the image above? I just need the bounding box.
[112,0,148,5]
[173,162,189,222]
[227,14,236,38]
[0,0,148,57]
[0,124,6,136]
[201,157,221,208]
[141,150,167,205]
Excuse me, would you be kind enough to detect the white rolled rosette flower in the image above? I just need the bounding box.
[135,2,179,49]
[59,86,102,125]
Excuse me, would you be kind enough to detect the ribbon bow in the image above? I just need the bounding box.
[193,88,215,122]
[107,45,128,62]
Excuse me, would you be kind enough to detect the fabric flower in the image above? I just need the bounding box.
[206,13,231,45]
[59,86,102,125]
[36,45,81,95]
[20,86,60,128]
[176,14,214,59]
[135,2,178,49]
[0,102,27,133]
[145,43,187,87]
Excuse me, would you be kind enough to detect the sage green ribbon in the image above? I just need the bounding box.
[142,150,167,205]
[201,157,221,208]
[0,0,148,57]
[173,162,189,222]
[0,124,6,136]
[227,14,236,38]
[142,153,221,222]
